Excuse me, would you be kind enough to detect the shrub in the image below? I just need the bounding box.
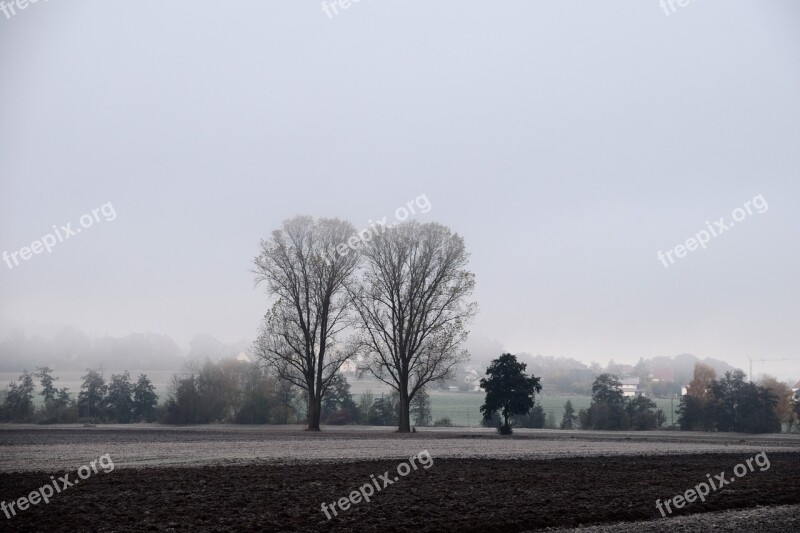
[326,408,355,425]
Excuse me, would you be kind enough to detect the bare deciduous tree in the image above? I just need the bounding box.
[352,221,476,432]
[253,216,359,431]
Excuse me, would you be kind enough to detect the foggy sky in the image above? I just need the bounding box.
[1,1,798,377]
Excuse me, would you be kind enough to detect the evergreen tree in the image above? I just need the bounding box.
[35,367,58,404]
[133,374,159,422]
[106,371,135,423]
[368,391,400,426]
[560,400,577,429]
[78,369,107,420]
[1,371,36,422]
[321,373,356,423]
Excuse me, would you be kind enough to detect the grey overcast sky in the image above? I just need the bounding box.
[1,1,798,376]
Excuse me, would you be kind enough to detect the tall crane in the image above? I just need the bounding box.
[748,357,789,382]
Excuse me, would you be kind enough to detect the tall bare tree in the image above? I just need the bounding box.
[253,216,359,431]
[352,221,476,432]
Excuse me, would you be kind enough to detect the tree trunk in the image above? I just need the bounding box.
[398,389,411,433]
[307,391,321,431]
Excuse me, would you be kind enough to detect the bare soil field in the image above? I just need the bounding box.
[0,426,798,531]
[1,425,798,472]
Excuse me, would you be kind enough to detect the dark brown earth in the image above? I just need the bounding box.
[1,452,798,532]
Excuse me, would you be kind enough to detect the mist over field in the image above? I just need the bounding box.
[1,1,799,531]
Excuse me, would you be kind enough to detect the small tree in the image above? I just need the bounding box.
[734,381,780,433]
[355,390,375,425]
[55,388,72,409]
[35,367,58,405]
[582,374,627,430]
[794,393,800,431]
[678,363,718,431]
[561,400,577,429]
[236,364,276,424]
[514,405,545,428]
[321,374,357,425]
[78,369,107,421]
[133,374,159,422]
[626,395,663,430]
[1,371,36,422]
[480,354,542,434]
[410,386,432,427]
[759,376,795,431]
[368,391,400,426]
[106,372,135,423]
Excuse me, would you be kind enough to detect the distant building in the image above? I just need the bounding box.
[339,359,358,374]
[235,351,251,363]
[463,368,482,392]
[620,377,641,397]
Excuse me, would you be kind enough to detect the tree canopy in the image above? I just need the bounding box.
[480,353,542,434]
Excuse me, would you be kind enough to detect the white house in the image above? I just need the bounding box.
[463,368,482,392]
[620,377,641,398]
[339,359,358,374]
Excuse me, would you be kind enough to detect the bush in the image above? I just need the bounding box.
[162,359,300,425]
[498,424,513,435]
[367,393,399,426]
[433,417,454,427]
[38,404,79,424]
[326,408,355,425]
[513,405,545,428]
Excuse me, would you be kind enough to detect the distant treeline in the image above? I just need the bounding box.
[478,373,666,431]
[506,353,737,397]
[0,359,447,427]
[3,360,795,434]
[478,368,795,434]
[678,364,797,433]
[160,359,450,427]
[0,367,158,424]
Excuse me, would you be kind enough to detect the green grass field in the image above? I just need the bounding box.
[424,392,681,428]
[348,379,682,428]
